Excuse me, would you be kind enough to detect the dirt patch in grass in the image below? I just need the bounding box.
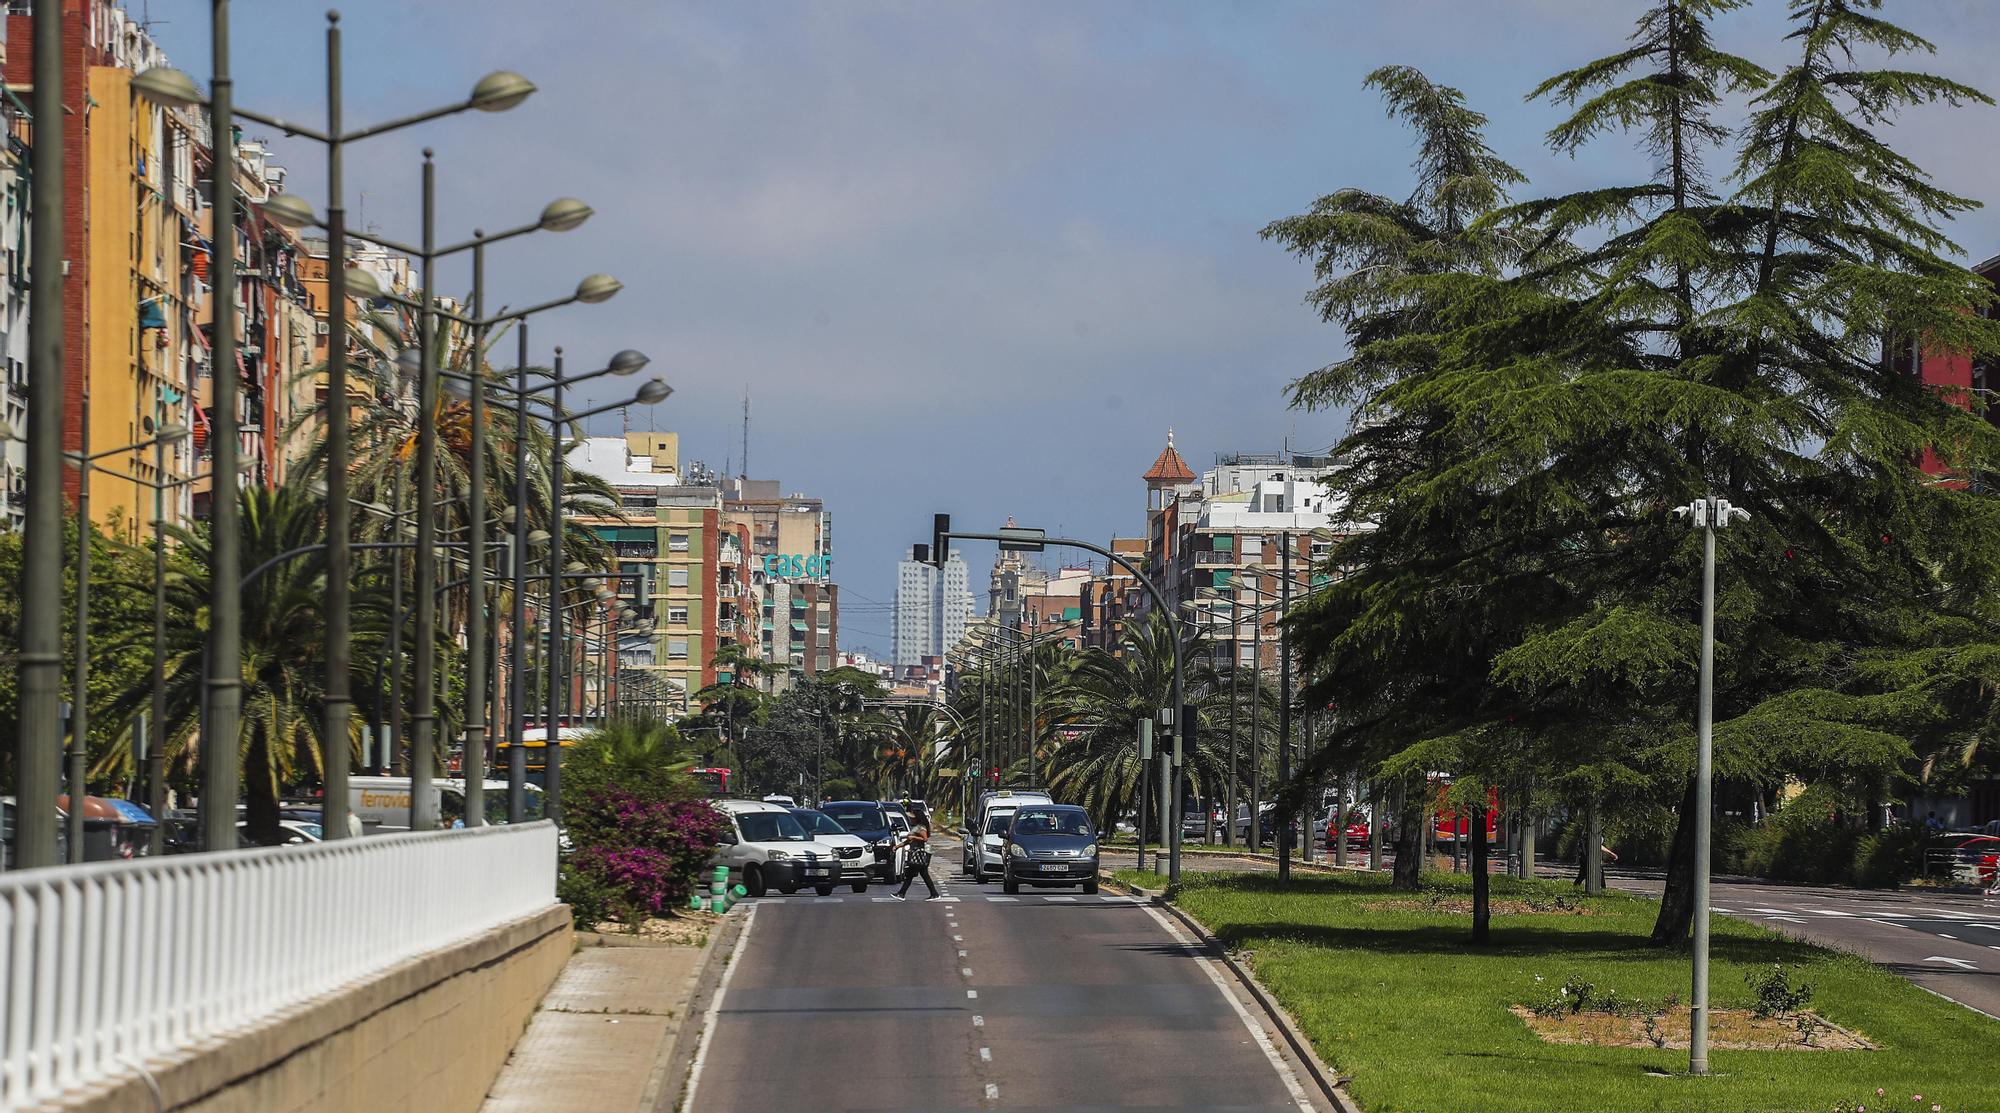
[1363,897,1599,916]
[1510,1005,1875,1052]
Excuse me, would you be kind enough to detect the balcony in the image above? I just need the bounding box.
[718,619,738,636]
[1194,550,1238,565]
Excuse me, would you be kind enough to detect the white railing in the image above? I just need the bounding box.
[0,821,559,1109]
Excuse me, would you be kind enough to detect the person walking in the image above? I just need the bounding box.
[891,814,939,901]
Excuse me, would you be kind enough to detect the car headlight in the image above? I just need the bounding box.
[1082,843,1098,857]
[766,849,792,861]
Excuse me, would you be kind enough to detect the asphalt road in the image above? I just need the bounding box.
[683,838,1328,1112]
[1608,875,2000,1018]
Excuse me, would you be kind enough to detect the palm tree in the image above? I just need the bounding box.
[96,482,392,842]
[1038,613,1261,835]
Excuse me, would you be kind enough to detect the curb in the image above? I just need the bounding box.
[1099,872,1363,1113]
[1107,845,1367,873]
[645,907,749,1113]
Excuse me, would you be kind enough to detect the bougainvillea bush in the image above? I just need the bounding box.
[558,719,728,927]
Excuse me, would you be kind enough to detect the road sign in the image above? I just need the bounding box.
[997,526,1045,552]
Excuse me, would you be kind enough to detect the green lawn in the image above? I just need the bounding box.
[1115,869,1998,1113]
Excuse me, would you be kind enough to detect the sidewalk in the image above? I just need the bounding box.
[480,923,715,1113]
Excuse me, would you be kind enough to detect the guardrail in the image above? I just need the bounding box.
[1,821,559,1109]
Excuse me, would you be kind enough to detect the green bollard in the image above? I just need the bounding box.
[732,884,748,898]
[689,893,707,911]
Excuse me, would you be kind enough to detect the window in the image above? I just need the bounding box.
[667,606,689,625]
[668,638,689,659]
[1240,535,1263,558]
[669,533,690,552]
[667,568,689,589]
[816,655,832,670]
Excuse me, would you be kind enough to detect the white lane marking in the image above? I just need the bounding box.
[1799,908,1856,917]
[979,1047,992,1062]
[1924,956,1978,970]
[1867,919,1907,928]
[1046,896,1079,903]
[1747,906,1795,915]
[814,897,842,904]
[1915,908,1982,920]
[1100,895,1136,903]
[985,1082,1000,1100]
[1968,924,2000,931]
[961,967,974,977]
[681,902,757,1110]
[1712,906,1733,913]
[1768,916,1807,924]
[972,1014,985,1027]
[1138,903,1315,1112]
[872,897,899,903]
[958,949,968,957]
[953,934,964,941]
[987,896,1019,902]
[1939,934,1958,940]
[967,989,978,999]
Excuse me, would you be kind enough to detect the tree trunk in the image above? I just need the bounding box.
[243,726,281,846]
[1470,802,1490,944]
[1392,778,1423,891]
[1649,777,1701,947]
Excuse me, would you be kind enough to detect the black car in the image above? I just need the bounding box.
[1001,804,1100,894]
[820,799,902,882]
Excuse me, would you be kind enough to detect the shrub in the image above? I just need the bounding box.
[556,865,616,930]
[558,715,729,928]
[1745,963,1814,1019]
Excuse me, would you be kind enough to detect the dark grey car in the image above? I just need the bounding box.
[1001,804,1100,893]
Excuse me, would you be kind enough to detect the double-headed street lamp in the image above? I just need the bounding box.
[277,181,603,835]
[1671,495,1748,1077]
[133,9,534,853]
[469,359,670,823]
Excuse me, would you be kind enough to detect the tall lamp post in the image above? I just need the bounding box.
[468,365,670,822]
[1672,495,1746,1077]
[133,15,534,850]
[14,0,70,870]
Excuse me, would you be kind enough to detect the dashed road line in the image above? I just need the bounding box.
[985,1082,1000,1100]
[967,989,978,998]
[972,1014,984,1027]
[961,966,974,977]
[979,1047,991,1062]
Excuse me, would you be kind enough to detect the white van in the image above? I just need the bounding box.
[966,789,1052,880]
[349,777,544,832]
[708,799,840,897]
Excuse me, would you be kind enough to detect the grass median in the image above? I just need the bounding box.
[1115,868,1997,1112]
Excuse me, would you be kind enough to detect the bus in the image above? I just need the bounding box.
[492,725,595,789]
[690,768,732,797]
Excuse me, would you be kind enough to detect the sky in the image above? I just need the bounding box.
[146,1,2000,657]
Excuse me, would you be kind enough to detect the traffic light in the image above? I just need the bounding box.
[932,514,951,569]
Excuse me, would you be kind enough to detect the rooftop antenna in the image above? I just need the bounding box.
[740,389,751,480]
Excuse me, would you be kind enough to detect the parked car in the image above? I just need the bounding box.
[790,807,873,892]
[708,799,839,897]
[238,819,323,847]
[762,794,799,808]
[1001,804,1100,894]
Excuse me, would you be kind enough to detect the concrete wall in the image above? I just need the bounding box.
[32,905,572,1113]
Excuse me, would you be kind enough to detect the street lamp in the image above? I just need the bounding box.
[58,419,189,861]
[134,8,532,852]
[281,156,596,833]
[1671,495,1747,1077]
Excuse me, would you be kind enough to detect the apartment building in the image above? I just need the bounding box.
[724,476,837,691]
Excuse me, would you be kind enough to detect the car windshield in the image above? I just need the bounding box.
[297,823,323,839]
[737,811,811,842]
[888,813,909,831]
[985,812,1014,836]
[824,804,886,832]
[793,810,848,837]
[1013,809,1092,837]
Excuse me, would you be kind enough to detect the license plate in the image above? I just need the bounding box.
[1039,864,1067,873]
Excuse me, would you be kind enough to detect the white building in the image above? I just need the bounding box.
[893,549,973,669]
